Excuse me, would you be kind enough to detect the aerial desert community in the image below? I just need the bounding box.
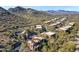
[0,6,78,52]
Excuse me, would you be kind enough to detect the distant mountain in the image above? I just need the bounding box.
[8,6,52,17]
[0,7,10,15]
[0,7,8,12]
[8,6,38,14]
[48,10,79,14]
[8,6,27,13]
[26,8,38,12]
[0,7,12,20]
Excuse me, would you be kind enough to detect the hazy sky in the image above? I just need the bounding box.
[2,6,79,11]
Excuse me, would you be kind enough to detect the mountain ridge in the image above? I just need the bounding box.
[48,10,79,14]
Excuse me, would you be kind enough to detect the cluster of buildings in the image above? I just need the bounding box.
[49,17,67,28]
[0,16,76,52]
[58,22,75,32]
[26,31,56,51]
[25,21,75,51]
[15,16,75,51]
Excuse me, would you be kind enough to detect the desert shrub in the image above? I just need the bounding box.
[58,41,76,52]
[3,31,11,36]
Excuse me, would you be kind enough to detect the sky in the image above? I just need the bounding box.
[2,6,79,11]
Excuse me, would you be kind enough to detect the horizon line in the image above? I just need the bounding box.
[1,6,79,12]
